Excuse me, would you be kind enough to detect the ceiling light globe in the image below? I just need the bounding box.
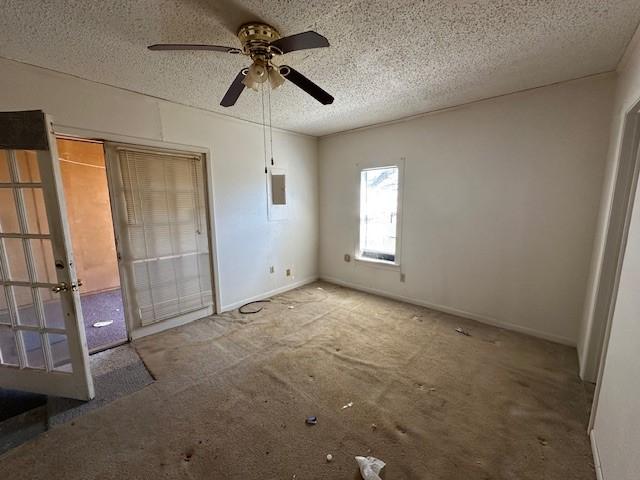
[242,62,269,91]
[269,67,286,90]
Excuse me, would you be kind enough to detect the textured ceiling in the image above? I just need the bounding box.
[1,1,640,136]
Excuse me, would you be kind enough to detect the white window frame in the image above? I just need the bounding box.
[355,157,404,270]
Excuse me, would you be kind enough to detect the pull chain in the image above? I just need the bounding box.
[261,80,270,217]
[261,81,268,174]
[268,81,274,166]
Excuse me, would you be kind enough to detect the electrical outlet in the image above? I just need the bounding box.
[286,268,292,277]
[344,254,351,262]
[400,273,406,283]
[269,266,275,274]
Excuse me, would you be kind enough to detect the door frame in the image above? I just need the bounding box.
[103,141,217,339]
[53,122,222,330]
[587,98,640,431]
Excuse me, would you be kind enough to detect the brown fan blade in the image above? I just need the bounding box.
[148,44,241,53]
[270,31,329,54]
[279,66,333,105]
[220,69,247,107]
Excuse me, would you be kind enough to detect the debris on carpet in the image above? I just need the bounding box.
[238,299,271,314]
[355,455,386,480]
[92,320,114,328]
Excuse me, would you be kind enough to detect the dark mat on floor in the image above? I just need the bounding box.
[0,389,46,422]
[0,345,153,455]
[48,355,153,426]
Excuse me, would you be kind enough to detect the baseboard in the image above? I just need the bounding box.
[221,276,319,312]
[590,429,604,480]
[130,277,319,338]
[320,275,576,347]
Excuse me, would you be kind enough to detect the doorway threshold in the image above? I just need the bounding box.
[88,339,128,356]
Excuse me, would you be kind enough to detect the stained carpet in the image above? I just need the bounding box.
[0,282,595,479]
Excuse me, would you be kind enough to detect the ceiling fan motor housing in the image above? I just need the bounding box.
[237,23,281,61]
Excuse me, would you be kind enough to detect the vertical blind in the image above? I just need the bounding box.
[116,149,213,326]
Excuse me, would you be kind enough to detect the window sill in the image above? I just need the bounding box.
[354,255,401,270]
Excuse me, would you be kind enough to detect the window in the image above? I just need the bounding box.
[358,165,400,264]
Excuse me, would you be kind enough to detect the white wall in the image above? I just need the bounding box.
[319,74,614,345]
[578,27,640,381]
[589,27,640,480]
[0,58,319,311]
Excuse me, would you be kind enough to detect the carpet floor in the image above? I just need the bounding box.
[4,289,126,356]
[80,289,127,352]
[0,344,153,456]
[0,282,595,479]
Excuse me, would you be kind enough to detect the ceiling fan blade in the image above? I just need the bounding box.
[220,69,247,107]
[270,31,329,54]
[279,66,334,105]
[148,44,240,53]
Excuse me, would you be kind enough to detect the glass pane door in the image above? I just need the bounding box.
[0,111,94,400]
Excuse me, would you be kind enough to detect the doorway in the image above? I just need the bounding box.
[1,113,216,402]
[103,143,215,338]
[56,138,126,353]
[0,111,216,449]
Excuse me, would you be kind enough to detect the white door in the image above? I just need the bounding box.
[0,111,94,400]
[105,144,214,338]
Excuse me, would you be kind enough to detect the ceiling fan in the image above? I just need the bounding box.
[148,23,334,107]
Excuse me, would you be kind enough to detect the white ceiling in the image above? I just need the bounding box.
[1,1,639,136]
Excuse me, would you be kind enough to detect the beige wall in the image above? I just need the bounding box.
[0,58,319,311]
[319,73,615,345]
[57,139,119,294]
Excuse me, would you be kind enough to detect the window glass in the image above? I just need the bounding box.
[359,166,399,262]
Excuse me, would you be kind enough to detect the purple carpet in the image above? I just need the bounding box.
[5,289,127,361]
[79,289,127,352]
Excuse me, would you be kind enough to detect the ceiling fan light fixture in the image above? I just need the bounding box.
[268,66,286,90]
[242,62,268,91]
